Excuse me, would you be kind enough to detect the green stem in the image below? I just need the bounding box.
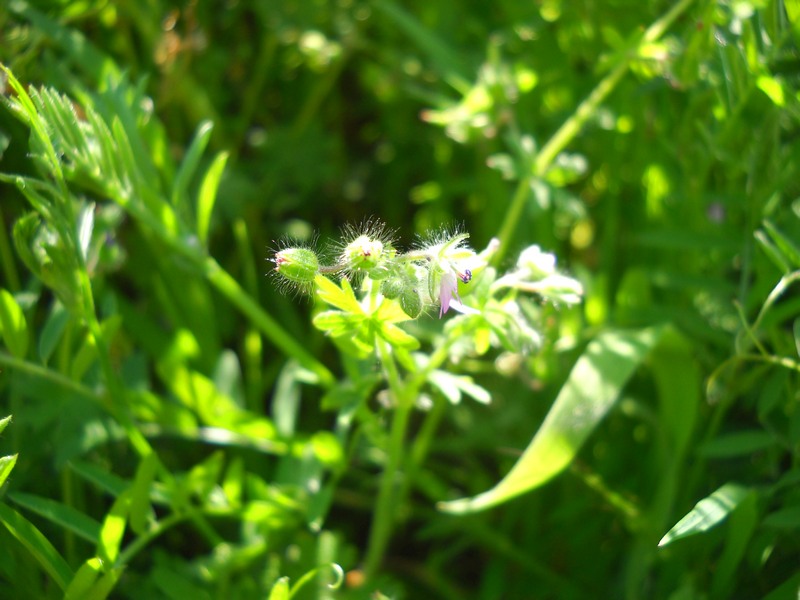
[364,338,414,581]
[0,208,21,292]
[493,0,698,264]
[75,269,154,461]
[201,256,336,388]
[0,350,101,402]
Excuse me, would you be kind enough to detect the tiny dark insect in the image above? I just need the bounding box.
[460,269,472,283]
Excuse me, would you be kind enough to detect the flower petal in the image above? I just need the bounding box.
[439,271,458,317]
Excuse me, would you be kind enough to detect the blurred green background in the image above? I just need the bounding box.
[2,0,800,598]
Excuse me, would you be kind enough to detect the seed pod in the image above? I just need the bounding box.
[399,286,423,319]
[381,275,405,299]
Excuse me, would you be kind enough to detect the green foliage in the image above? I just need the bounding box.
[1,0,800,598]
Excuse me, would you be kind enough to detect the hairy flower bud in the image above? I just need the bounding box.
[273,247,320,289]
[343,235,384,273]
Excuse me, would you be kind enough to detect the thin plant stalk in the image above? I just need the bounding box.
[363,337,414,581]
[493,0,698,264]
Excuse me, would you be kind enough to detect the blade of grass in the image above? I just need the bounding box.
[8,492,101,544]
[439,327,663,514]
[0,502,74,591]
[658,483,752,547]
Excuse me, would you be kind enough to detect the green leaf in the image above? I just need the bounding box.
[63,556,120,600]
[378,322,420,350]
[267,577,290,600]
[314,275,362,313]
[196,151,228,246]
[658,483,751,547]
[0,416,17,489]
[711,488,758,598]
[7,2,118,82]
[763,572,800,600]
[272,361,303,437]
[794,318,800,359]
[762,220,800,269]
[83,564,122,600]
[754,229,788,272]
[129,452,159,535]
[0,288,29,358]
[429,370,491,404]
[756,75,785,106]
[172,120,214,208]
[782,0,800,65]
[0,502,74,590]
[375,297,412,323]
[8,492,101,543]
[69,460,129,498]
[762,507,800,529]
[11,212,45,280]
[699,430,776,458]
[38,299,69,363]
[439,327,663,514]
[312,310,363,336]
[78,203,95,262]
[0,454,18,488]
[64,557,103,600]
[0,414,11,436]
[97,490,132,565]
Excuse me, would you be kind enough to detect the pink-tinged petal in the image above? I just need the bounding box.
[439,271,459,317]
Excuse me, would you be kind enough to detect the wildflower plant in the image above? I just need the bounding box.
[272,221,584,577]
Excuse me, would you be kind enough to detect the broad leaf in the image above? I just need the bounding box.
[439,327,662,513]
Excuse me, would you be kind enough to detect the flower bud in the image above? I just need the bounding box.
[273,247,320,286]
[343,235,384,273]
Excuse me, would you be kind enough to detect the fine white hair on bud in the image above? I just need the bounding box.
[333,218,397,278]
[268,240,321,296]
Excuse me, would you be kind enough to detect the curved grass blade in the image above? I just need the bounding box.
[196,151,228,246]
[439,327,663,514]
[0,501,73,590]
[658,483,751,547]
[8,492,101,543]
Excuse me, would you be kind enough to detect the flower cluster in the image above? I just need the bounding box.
[270,222,583,325]
[271,222,481,319]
